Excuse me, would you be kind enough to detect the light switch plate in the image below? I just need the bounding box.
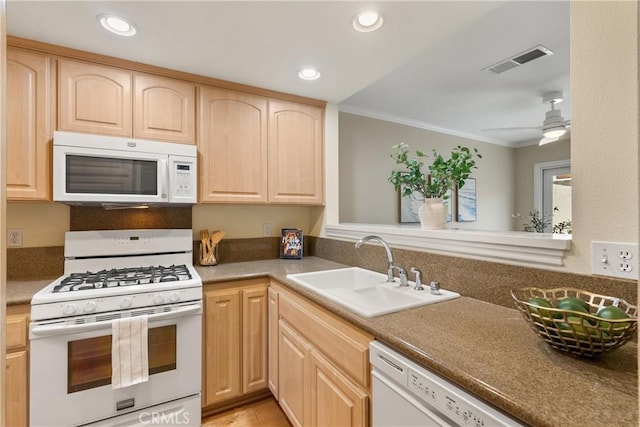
[591,241,639,280]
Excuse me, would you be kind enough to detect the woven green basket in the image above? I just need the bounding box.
[511,287,637,357]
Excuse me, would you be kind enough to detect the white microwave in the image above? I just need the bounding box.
[53,131,197,207]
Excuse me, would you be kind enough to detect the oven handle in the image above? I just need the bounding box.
[31,304,201,337]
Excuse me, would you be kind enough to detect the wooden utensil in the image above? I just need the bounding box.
[208,230,226,264]
[210,230,226,246]
[200,229,216,265]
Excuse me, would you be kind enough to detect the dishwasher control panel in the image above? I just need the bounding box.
[371,341,522,427]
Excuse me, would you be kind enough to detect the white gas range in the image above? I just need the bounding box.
[29,229,202,427]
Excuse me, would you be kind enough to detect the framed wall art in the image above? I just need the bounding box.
[398,182,423,223]
[280,228,303,259]
[456,178,477,222]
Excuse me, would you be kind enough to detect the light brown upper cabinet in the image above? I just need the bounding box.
[198,87,269,203]
[268,99,324,205]
[58,59,132,137]
[6,47,54,201]
[199,87,324,205]
[133,74,195,143]
[59,59,195,144]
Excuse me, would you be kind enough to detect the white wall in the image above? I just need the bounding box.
[338,112,515,231]
[564,1,639,274]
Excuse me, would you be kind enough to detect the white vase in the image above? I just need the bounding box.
[419,198,447,230]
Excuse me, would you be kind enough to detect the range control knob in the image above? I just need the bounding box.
[169,292,180,302]
[83,301,97,313]
[120,297,133,309]
[153,294,165,305]
[62,303,77,316]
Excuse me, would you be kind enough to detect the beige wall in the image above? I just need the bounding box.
[192,204,314,240]
[565,1,639,273]
[513,138,571,229]
[6,202,69,247]
[5,202,317,247]
[339,112,515,231]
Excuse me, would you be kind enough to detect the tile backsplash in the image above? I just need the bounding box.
[70,206,192,231]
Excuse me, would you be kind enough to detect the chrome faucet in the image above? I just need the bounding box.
[354,235,397,283]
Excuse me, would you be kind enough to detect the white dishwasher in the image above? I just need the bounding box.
[370,341,523,427]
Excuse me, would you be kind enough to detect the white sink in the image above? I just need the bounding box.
[286,267,460,317]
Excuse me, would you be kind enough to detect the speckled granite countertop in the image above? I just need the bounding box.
[8,257,638,426]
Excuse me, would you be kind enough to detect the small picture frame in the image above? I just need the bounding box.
[280,228,303,259]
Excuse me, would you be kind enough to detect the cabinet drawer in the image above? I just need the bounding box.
[277,287,372,387]
[6,312,29,351]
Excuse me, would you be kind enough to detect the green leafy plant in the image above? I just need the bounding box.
[389,142,481,200]
[521,209,551,233]
[552,219,572,234]
[517,207,572,234]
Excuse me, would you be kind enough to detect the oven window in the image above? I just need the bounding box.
[66,155,158,195]
[67,325,177,393]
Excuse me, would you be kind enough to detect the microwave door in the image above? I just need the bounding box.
[54,146,167,204]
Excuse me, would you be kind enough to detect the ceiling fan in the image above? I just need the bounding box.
[482,91,571,145]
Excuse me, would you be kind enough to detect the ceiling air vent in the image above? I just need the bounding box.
[483,45,554,74]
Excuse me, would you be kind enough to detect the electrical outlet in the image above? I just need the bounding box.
[617,262,633,273]
[263,223,272,237]
[7,228,23,247]
[592,241,638,280]
[617,250,633,260]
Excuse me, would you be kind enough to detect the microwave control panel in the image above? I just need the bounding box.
[170,156,197,202]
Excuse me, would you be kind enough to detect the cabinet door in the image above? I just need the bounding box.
[278,320,311,427]
[309,349,368,427]
[198,86,268,203]
[133,74,195,144]
[6,351,28,427]
[203,288,241,406]
[6,48,53,200]
[242,287,268,394]
[267,287,279,398]
[59,60,132,137]
[268,100,324,205]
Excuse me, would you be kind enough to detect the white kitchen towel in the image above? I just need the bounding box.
[112,315,149,389]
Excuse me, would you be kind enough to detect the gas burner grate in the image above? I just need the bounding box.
[53,264,192,293]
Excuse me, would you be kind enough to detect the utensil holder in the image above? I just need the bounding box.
[199,241,219,266]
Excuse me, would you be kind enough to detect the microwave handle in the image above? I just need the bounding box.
[31,304,201,337]
[159,158,169,200]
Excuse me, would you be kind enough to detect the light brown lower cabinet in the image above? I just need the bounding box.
[269,281,373,427]
[202,279,268,409]
[6,305,30,427]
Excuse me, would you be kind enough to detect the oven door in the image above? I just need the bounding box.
[53,144,168,205]
[29,303,201,427]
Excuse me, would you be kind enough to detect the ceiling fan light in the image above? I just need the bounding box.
[543,127,567,139]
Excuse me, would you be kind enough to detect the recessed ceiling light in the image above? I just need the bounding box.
[298,68,321,81]
[98,14,137,37]
[352,11,384,33]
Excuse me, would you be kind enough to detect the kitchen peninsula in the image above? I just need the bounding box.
[8,256,637,427]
